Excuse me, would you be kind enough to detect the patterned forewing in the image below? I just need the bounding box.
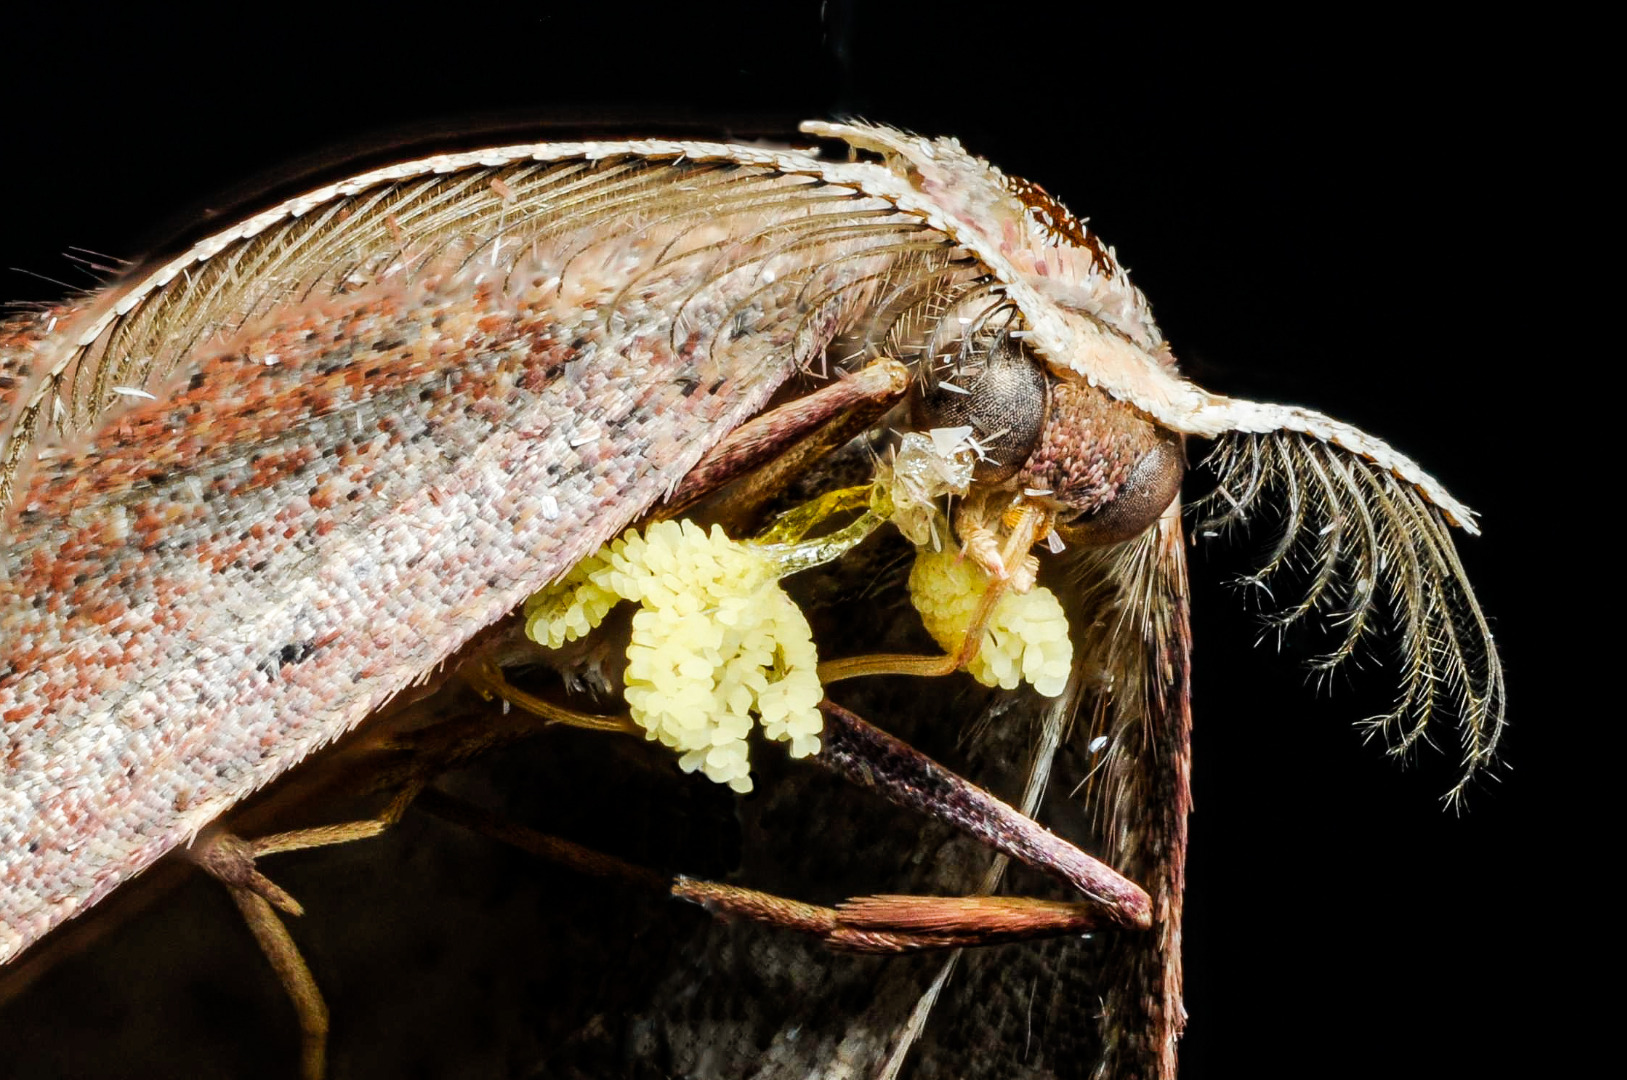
[0,154,953,961]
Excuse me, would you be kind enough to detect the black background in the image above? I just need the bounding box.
[0,3,1576,1076]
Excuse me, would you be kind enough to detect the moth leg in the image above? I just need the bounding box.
[672,879,1108,953]
[414,787,668,891]
[813,584,990,684]
[188,829,388,1080]
[812,700,1151,929]
[222,886,327,1080]
[413,789,1107,953]
[396,677,1149,950]
[459,657,638,734]
[360,661,636,820]
[663,357,908,526]
[171,675,633,1080]
[187,807,452,1079]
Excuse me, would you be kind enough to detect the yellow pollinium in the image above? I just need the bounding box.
[525,519,824,793]
[524,441,1077,795]
[908,544,1073,698]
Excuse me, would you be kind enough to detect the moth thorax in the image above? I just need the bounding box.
[1022,378,1185,547]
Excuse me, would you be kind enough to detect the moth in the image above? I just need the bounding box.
[0,121,1502,1078]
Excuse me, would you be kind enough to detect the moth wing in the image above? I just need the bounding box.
[0,144,962,961]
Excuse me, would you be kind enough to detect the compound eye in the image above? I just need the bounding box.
[1055,428,1185,547]
[908,338,1049,483]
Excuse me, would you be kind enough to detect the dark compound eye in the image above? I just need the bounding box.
[908,337,1049,483]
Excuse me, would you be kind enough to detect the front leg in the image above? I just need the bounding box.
[813,701,1150,930]
[446,671,1151,939]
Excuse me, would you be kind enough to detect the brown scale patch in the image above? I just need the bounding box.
[1,276,580,659]
[27,279,532,515]
[1004,174,1117,276]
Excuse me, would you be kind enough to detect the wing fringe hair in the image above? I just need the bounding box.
[1196,431,1506,802]
[1067,507,1191,1080]
[0,151,959,520]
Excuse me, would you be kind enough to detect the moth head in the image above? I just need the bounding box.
[905,320,1184,549]
[815,118,1502,795]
